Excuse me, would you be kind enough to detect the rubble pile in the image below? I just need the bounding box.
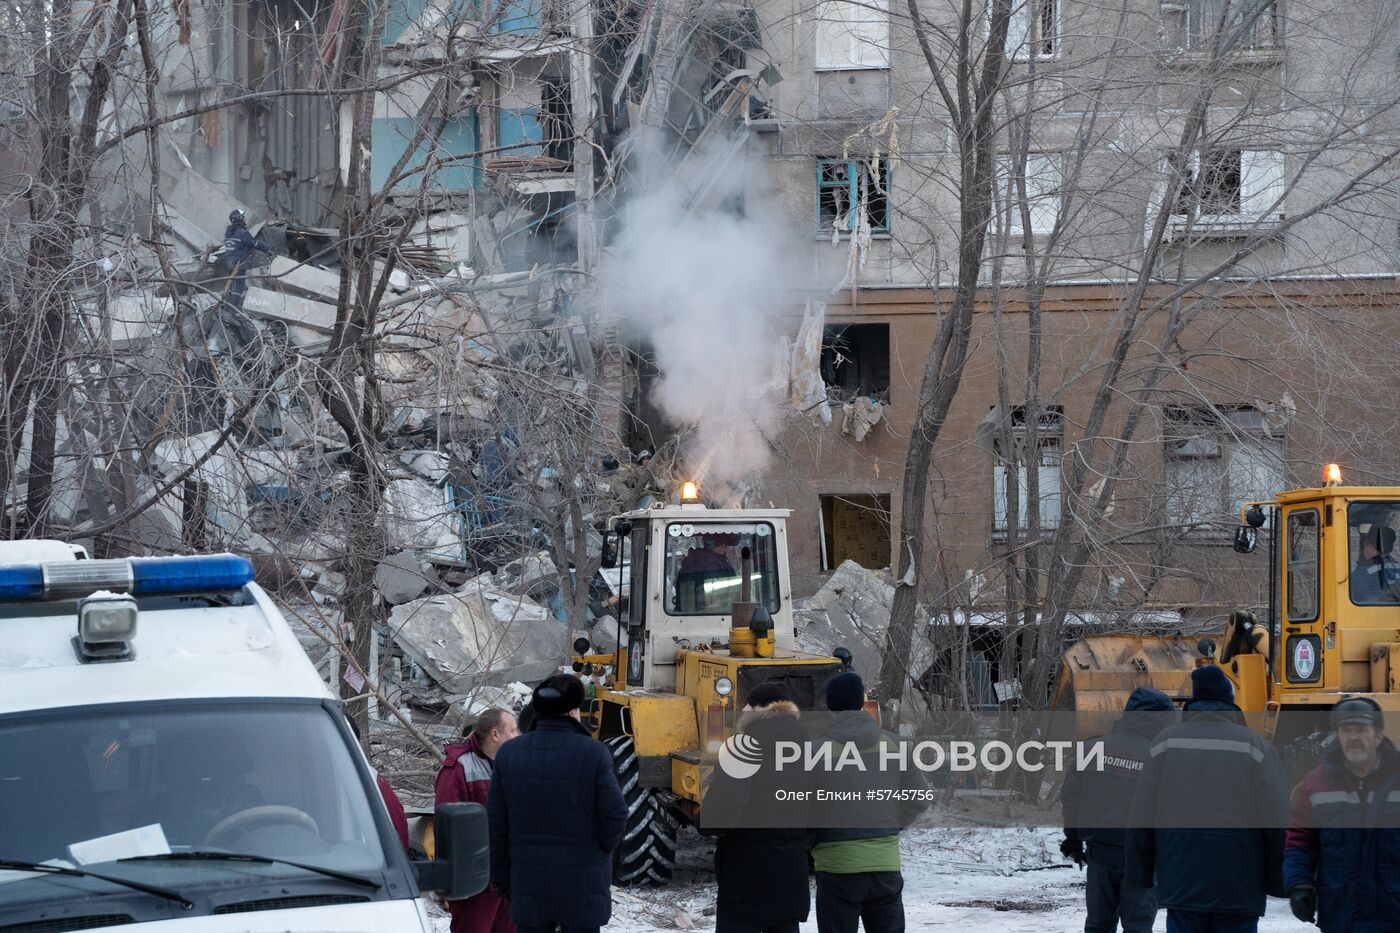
[793,559,898,683]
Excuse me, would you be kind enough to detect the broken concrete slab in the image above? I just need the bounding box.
[375,550,438,605]
[243,286,339,333]
[497,550,558,600]
[262,256,341,303]
[793,559,896,684]
[389,587,563,694]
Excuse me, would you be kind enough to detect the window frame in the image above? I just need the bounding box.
[814,0,892,70]
[1161,147,1285,233]
[997,153,1062,237]
[1162,405,1285,534]
[991,405,1064,537]
[817,158,891,236]
[1160,0,1281,52]
[1285,508,1320,624]
[1001,0,1060,62]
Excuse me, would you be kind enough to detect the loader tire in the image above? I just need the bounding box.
[604,735,677,885]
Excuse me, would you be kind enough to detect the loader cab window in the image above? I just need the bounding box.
[1286,509,1320,622]
[665,522,780,616]
[1348,502,1400,605]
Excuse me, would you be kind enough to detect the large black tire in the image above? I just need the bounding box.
[604,735,678,885]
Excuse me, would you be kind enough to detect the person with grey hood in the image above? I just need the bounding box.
[1125,665,1288,933]
[1062,687,1176,933]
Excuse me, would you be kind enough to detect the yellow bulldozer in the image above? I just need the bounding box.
[1058,464,1400,749]
[569,481,851,883]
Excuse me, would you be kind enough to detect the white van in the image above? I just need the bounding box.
[0,544,486,931]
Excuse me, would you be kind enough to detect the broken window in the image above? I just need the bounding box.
[992,406,1063,536]
[996,154,1061,237]
[1167,148,1284,221]
[821,323,891,402]
[1006,0,1058,60]
[818,159,890,235]
[541,77,572,164]
[370,114,480,191]
[815,0,890,69]
[820,494,892,570]
[1163,405,1285,530]
[1162,0,1280,51]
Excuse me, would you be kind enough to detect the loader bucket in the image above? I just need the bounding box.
[1054,635,1197,737]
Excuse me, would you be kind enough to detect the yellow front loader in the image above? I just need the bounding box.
[1058,465,1400,749]
[570,484,849,884]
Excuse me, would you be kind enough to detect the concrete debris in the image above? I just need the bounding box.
[793,559,896,684]
[389,587,563,694]
[496,550,558,600]
[260,256,341,303]
[374,551,439,605]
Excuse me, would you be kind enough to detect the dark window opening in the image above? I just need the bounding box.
[821,323,891,403]
[818,158,890,234]
[1171,149,1243,216]
[820,493,892,571]
[541,77,572,164]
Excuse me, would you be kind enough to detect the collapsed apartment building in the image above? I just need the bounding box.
[0,0,792,717]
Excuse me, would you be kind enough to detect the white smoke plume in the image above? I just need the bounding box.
[601,148,804,501]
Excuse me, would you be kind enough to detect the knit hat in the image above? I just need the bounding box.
[533,674,586,717]
[746,681,794,709]
[1332,696,1384,732]
[1190,665,1235,704]
[826,671,866,712]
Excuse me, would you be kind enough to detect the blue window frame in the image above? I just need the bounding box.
[817,158,890,234]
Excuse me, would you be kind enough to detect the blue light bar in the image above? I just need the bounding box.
[0,564,43,600]
[0,553,255,602]
[130,555,256,596]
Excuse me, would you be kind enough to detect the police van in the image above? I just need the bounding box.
[0,542,485,931]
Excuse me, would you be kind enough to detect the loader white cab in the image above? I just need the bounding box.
[0,544,486,931]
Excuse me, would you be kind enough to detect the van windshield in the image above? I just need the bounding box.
[0,702,388,877]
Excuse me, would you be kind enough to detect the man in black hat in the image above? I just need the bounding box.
[1126,665,1288,933]
[1284,696,1400,932]
[487,674,626,933]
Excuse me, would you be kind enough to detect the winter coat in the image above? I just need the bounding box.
[221,223,264,270]
[487,715,627,928]
[438,733,495,809]
[810,709,928,874]
[375,774,410,852]
[698,702,811,926]
[1283,738,1400,933]
[1062,687,1176,867]
[437,733,510,927]
[1125,699,1288,917]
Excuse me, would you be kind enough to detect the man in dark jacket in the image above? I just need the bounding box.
[700,682,811,933]
[487,674,626,933]
[1126,665,1288,933]
[437,708,519,933]
[1063,687,1176,933]
[1284,697,1400,933]
[811,671,928,933]
[220,209,269,310]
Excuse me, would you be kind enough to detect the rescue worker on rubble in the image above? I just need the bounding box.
[1284,696,1400,932]
[699,682,812,933]
[437,708,520,933]
[1061,687,1176,933]
[810,671,928,933]
[1125,666,1288,933]
[220,209,269,310]
[488,674,626,933]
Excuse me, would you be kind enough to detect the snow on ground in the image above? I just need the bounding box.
[605,820,1302,933]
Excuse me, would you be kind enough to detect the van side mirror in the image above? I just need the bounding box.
[1233,526,1258,554]
[413,802,489,899]
[601,531,620,568]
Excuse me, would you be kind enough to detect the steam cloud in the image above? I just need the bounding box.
[602,148,803,500]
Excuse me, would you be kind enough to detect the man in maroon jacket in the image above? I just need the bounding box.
[437,708,520,933]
